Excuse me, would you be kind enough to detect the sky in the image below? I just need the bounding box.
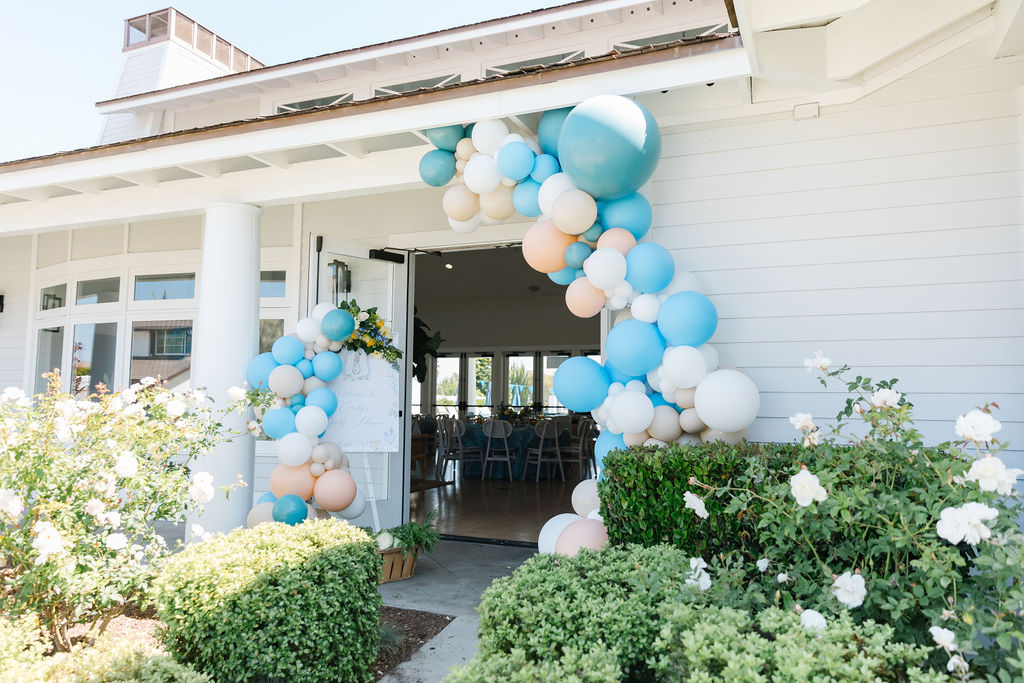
[0,1,576,163]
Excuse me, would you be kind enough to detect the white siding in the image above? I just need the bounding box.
[0,236,32,390]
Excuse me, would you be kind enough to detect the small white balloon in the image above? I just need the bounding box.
[676,433,703,446]
[583,248,627,291]
[276,432,314,467]
[310,443,331,463]
[316,334,331,348]
[571,479,600,517]
[613,281,633,299]
[607,295,628,310]
[455,137,477,161]
[295,405,329,437]
[309,463,326,477]
[337,490,367,519]
[296,317,321,343]
[699,344,720,373]
[662,346,708,390]
[471,119,509,155]
[246,501,275,528]
[449,215,481,233]
[268,365,304,398]
[538,513,581,554]
[502,133,525,145]
[537,173,577,217]
[644,437,668,447]
[304,349,315,360]
[608,382,626,397]
[609,391,655,435]
[464,153,501,195]
[328,340,343,352]
[312,302,336,322]
[625,379,647,394]
[313,343,328,354]
[679,407,707,434]
[631,294,661,323]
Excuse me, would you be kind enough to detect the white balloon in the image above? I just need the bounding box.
[679,407,707,434]
[538,513,581,554]
[583,248,627,290]
[644,437,668,447]
[624,379,646,394]
[537,173,577,217]
[312,302,336,322]
[551,189,597,235]
[663,269,702,295]
[662,346,708,389]
[471,119,509,155]
[276,432,314,466]
[648,404,683,442]
[623,431,649,447]
[701,428,747,445]
[502,133,525,145]
[607,295,628,310]
[268,365,304,398]
[310,463,326,477]
[295,405,329,437]
[631,294,661,323]
[246,501,275,528]
[313,343,328,354]
[699,344,720,373]
[613,281,634,299]
[449,215,481,233]
[336,490,367,519]
[316,334,330,348]
[676,433,703,446]
[674,387,696,410]
[607,382,625,396]
[455,137,477,161]
[523,137,542,155]
[571,479,600,517]
[464,153,501,195]
[610,391,655,434]
[303,349,315,360]
[295,317,321,343]
[327,340,344,352]
[694,369,760,433]
[302,376,327,395]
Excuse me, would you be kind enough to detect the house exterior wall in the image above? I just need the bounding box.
[0,236,33,389]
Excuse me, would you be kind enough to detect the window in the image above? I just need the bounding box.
[34,327,63,395]
[506,354,535,408]
[259,319,284,353]
[126,16,148,45]
[374,74,460,98]
[173,13,194,43]
[467,355,493,417]
[214,37,231,65]
[542,354,569,414]
[153,328,192,356]
[134,273,195,301]
[434,356,460,416]
[40,284,67,311]
[195,26,213,56]
[276,94,353,114]
[149,10,169,39]
[76,277,119,305]
[260,271,286,298]
[131,320,193,392]
[72,323,118,398]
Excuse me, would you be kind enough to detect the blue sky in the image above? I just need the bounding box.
[0,1,574,162]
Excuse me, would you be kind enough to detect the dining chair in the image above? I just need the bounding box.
[524,419,566,482]
[482,419,515,482]
[566,418,598,480]
[437,418,483,482]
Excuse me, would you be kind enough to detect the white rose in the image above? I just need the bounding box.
[788,413,815,432]
[800,609,827,631]
[0,488,24,523]
[85,498,105,517]
[955,409,1001,443]
[105,533,128,551]
[246,420,261,436]
[777,573,790,583]
[964,455,1020,495]
[803,431,822,448]
[103,510,121,527]
[929,626,957,650]
[188,471,216,503]
[683,491,709,520]
[165,399,187,418]
[831,571,867,608]
[686,557,711,591]
[789,469,827,507]
[32,521,65,565]
[122,404,144,419]
[140,376,157,387]
[870,388,901,409]
[228,386,246,402]
[937,503,998,545]
[114,453,138,478]
[997,467,1023,496]
[756,558,770,573]
[947,654,969,674]
[803,351,830,373]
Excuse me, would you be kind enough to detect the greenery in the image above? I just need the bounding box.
[382,510,440,557]
[337,299,402,369]
[0,376,249,651]
[150,519,382,683]
[411,307,444,383]
[0,613,47,673]
[447,645,621,682]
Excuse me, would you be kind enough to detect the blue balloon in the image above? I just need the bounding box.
[573,269,586,280]
[529,154,560,184]
[271,336,305,366]
[582,220,604,242]
[538,107,572,156]
[272,494,309,525]
[605,361,643,385]
[312,352,343,381]
[305,387,338,418]
[599,193,653,240]
[257,491,277,505]
[553,357,611,413]
[512,178,542,217]
[246,353,278,391]
[423,124,465,152]
[321,309,356,341]
[594,430,627,474]
[419,149,457,187]
[605,319,666,377]
[650,392,673,408]
[548,267,576,286]
[657,291,718,347]
[295,359,314,379]
[557,96,662,200]
[625,243,675,294]
[262,407,296,440]
[564,242,592,270]
[289,393,305,406]
[496,142,536,181]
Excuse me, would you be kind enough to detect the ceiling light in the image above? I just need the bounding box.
[444,263,454,270]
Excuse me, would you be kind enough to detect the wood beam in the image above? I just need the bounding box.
[325,141,367,159]
[749,0,869,32]
[248,152,292,170]
[993,0,1024,57]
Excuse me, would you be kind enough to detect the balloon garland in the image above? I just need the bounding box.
[418,95,761,555]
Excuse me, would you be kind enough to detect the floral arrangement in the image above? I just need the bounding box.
[337,299,402,369]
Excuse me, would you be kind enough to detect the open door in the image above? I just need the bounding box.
[308,235,412,529]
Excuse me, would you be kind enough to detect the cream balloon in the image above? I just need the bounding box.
[442,184,480,222]
[295,317,321,343]
[302,376,327,395]
[571,479,600,517]
[463,154,501,195]
[565,278,606,319]
[470,119,509,155]
[595,228,637,256]
[538,513,581,554]
[676,433,703,446]
[268,365,304,398]
[312,469,357,511]
[647,404,683,442]
[246,501,275,528]
[674,387,696,410]
[337,489,367,519]
[694,369,760,433]
[623,431,649,447]
[309,463,326,477]
[551,189,598,235]
[537,173,577,217]
[479,184,516,220]
[454,137,477,160]
[455,157,467,173]
[701,428,747,445]
[679,408,707,434]
[554,518,608,557]
[275,432,314,467]
[644,437,668,447]
[303,349,315,360]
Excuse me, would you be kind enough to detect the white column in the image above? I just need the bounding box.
[190,203,261,533]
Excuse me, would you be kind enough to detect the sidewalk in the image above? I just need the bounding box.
[378,540,535,683]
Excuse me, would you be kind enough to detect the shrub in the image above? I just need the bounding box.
[150,518,382,683]
[446,646,621,682]
[0,613,47,673]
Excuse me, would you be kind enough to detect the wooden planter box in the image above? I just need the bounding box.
[379,546,419,584]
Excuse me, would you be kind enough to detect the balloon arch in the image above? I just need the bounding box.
[244,96,761,554]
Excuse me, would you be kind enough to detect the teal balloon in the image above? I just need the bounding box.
[573,269,586,280]
[312,352,343,381]
[257,491,277,504]
[419,149,457,186]
[289,393,305,406]
[271,336,304,366]
[553,357,611,412]
[272,494,308,525]
[295,359,313,379]
[564,242,592,270]
[291,405,302,415]
[657,291,718,347]
[246,353,278,390]
[321,309,356,341]
[594,430,627,474]
[529,154,560,184]
[496,142,535,181]
[262,407,296,440]
[538,107,572,156]
[625,243,675,293]
[605,319,665,377]
[581,220,604,242]
[512,178,542,217]
[548,266,576,286]
[305,387,338,418]
[424,124,465,152]
[557,95,662,200]
[599,193,652,240]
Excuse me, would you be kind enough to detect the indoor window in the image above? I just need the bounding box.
[76,277,119,305]
[40,284,67,311]
[134,273,195,301]
[434,356,460,416]
[34,327,64,394]
[72,323,117,398]
[260,271,286,298]
[506,354,535,409]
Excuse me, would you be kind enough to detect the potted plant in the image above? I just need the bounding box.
[373,510,439,583]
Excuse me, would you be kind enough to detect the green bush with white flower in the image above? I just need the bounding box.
[0,374,250,652]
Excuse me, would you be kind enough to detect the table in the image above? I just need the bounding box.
[459,423,570,480]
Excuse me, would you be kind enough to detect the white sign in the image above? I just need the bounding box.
[323,350,400,452]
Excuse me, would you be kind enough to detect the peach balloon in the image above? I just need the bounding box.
[565,278,605,318]
[554,518,609,557]
[442,184,480,222]
[480,184,516,221]
[312,469,357,512]
[522,219,577,273]
[596,228,637,256]
[269,463,315,500]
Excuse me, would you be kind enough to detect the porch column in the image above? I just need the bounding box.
[190,203,262,534]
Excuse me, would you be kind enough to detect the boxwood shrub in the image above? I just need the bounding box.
[150,519,382,683]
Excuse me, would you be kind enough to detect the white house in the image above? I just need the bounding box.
[0,0,1021,534]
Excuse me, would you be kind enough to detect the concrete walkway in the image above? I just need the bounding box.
[379,540,535,683]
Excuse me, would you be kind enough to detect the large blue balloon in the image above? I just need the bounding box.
[305,387,338,418]
[496,142,535,181]
[605,361,643,385]
[271,337,305,366]
[272,494,309,525]
[424,124,465,152]
[419,149,456,187]
[537,107,572,156]
[321,309,356,341]
[552,357,611,413]
[605,319,666,377]
[564,241,592,270]
[594,430,627,474]
[295,359,314,379]
[557,96,662,200]
[657,291,718,347]
[312,352,343,381]
[262,407,296,440]
[581,220,604,242]
[625,243,675,294]
[257,491,277,505]
[530,154,560,184]
[548,266,576,286]
[246,353,278,390]
[512,178,542,217]
[599,193,653,240]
